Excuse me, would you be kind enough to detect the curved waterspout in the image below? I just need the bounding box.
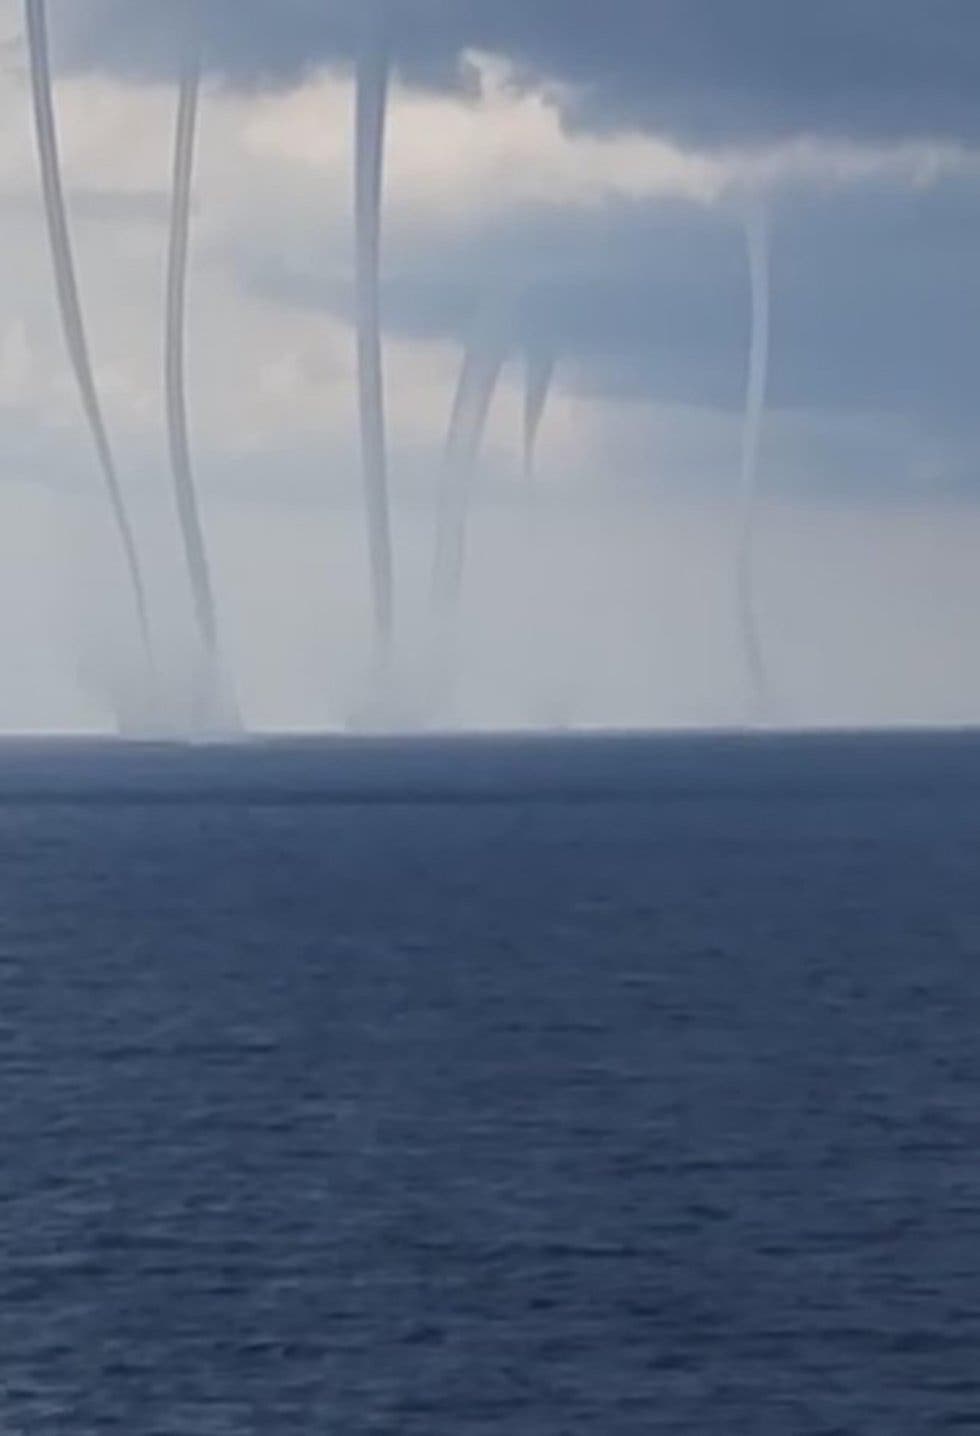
[523,347,556,485]
[355,25,395,648]
[166,52,231,726]
[432,308,509,615]
[25,0,153,667]
[737,208,772,718]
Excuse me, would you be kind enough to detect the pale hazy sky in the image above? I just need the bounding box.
[1,1,979,731]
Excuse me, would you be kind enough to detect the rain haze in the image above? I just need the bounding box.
[2,0,980,732]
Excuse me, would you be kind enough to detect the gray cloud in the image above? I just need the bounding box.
[235,173,980,447]
[54,0,980,147]
[40,1,980,499]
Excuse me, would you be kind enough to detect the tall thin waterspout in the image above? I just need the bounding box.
[25,0,153,666]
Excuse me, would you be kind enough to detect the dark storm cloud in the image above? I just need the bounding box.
[54,0,980,147]
[46,0,980,488]
[238,178,980,437]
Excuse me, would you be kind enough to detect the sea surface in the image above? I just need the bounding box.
[2,730,980,1433]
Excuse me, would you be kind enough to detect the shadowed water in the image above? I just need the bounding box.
[2,731,980,1432]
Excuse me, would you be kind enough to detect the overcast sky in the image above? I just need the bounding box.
[1,0,979,731]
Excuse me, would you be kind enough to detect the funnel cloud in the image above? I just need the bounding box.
[523,347,556,485]
[432,307,509,616]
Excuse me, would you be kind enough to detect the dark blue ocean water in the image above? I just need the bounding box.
[2,731,980,1433]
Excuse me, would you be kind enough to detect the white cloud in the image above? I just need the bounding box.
[242,51,977,223]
